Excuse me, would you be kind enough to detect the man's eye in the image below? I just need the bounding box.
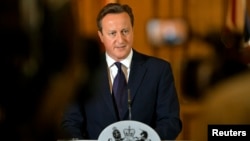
[122,30,129,35]
[109,32,116,36]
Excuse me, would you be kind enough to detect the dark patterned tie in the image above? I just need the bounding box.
[112,62,127,119]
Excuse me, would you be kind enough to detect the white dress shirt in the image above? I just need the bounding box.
[106,49,133,85]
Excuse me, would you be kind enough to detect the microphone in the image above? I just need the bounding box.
[128,89,132,120]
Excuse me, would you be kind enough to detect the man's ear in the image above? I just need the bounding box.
[98,30,103,42]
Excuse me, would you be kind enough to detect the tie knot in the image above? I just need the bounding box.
[114,62,122,70]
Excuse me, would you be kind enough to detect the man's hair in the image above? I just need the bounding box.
[96,3,134,32]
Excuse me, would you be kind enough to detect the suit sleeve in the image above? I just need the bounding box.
[61,102,84,139]
[154,62,182,140]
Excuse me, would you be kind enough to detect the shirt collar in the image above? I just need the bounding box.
[106,49,133,69]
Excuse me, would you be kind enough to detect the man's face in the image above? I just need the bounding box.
[98,12,134,61]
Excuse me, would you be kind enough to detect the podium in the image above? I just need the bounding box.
[59,120,161,141]
[98,120,161,141]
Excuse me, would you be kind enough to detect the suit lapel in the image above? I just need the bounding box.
[121,50,147,119]
[98,55,119,120]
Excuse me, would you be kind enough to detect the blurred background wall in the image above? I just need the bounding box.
[1,0,250,140]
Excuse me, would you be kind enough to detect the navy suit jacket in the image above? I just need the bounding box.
[61,50,182,140]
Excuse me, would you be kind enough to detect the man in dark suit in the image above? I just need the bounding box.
[61,3,182,140]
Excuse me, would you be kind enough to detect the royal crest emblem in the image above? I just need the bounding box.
[98,120,160,141]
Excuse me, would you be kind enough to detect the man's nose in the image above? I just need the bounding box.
[116,33,125,43]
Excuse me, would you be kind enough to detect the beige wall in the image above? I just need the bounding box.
[76,0,225,51]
